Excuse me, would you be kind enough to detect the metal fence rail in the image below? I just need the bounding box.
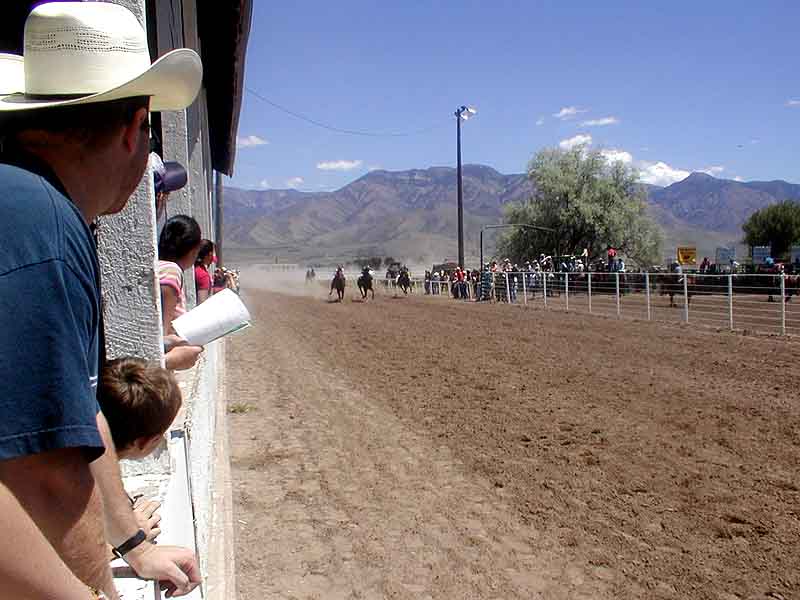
[375,272,799,337]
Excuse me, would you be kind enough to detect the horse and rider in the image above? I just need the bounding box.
[396,266,412,295]
[357,265,375,300]
[329,265,346,301]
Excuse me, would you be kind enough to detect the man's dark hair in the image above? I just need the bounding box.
[0,96,150,149]
[158,214,202,263]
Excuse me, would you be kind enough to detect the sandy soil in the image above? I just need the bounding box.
[227,278,799,600]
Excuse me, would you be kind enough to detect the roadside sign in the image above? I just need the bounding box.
[677,246,697,266]
[715,246,735,265]
[752,246,771,264]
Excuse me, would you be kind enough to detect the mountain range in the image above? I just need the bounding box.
[223,165,800,265]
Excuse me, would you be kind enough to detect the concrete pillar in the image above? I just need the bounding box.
[155,0,193,221]
[97,0,164,363]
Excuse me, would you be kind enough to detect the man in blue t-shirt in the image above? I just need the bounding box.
[0,3,203,598]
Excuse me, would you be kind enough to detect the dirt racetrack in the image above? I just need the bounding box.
[227,276,799,600]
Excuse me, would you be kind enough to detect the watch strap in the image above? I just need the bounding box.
[113,529,146,558]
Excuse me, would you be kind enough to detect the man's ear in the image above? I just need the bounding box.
[121,107,149,154]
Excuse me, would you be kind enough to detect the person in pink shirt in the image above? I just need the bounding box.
[157,215,202,336]
[194,240,215,303]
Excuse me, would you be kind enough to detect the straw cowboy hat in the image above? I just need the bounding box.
[0,2,202,112]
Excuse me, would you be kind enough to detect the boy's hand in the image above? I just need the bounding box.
[133,497,162,542]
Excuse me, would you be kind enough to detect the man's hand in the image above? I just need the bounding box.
[132,497,162,542]
[164,345,203,371]
[125,542,201,597]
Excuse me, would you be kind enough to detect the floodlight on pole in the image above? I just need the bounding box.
[455,105,477,269]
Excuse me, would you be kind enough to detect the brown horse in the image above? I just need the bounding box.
[657,272,693,308]
[357,269,375,300]
[329,270,346,302]
[397,270,412,295]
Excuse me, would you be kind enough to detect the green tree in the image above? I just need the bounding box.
[497,146,663,267]
[383,256,396,267]
[741,200,800,258]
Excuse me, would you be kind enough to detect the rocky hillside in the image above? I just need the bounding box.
[224,165,800,264]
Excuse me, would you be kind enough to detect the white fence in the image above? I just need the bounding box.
[364,272,799,337]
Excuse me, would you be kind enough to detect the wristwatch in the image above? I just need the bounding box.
[112,528,147,559]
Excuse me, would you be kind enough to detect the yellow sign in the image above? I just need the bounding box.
[677,246,697,265]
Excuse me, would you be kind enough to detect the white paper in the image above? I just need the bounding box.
[171,288,251,346]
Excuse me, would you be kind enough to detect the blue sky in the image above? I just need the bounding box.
[230,0,798,191]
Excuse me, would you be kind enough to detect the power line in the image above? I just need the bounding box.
[245,87,445,137]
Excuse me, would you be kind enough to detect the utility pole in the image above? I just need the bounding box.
[456,112,464,269]
[454,105,476,269]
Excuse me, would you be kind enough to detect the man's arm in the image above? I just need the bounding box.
[0,448,118,599]
[91,412,201,597]
[0,480,98,600]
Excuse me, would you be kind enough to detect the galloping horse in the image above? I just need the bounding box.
[329,267,346,302]
[397,269,412,295]
[357,267,375,300]
[658,270,693,308]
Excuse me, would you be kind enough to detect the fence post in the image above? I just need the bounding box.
[505,272,511,303]
[565,272,569,311]
[645,272,651,321]
[781,273,786,335]
[683,274,689,323]
[522,272,527,305]
[543,273,548,308]
[588,272,592,314]
[615,272,620,317]
[728,274,734,330]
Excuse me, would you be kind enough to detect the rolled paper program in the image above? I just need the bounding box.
[171,288,251,346]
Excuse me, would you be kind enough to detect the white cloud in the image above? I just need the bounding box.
[316,159,363,171]
[734,176,745,182]
[580,116,620,127]
[599,149,688,186]
[237,135,268,148]
[559,134,592,150]
[700,165,725,176]
[786,99,800,107]
[286,177,304,189]
[600,149,633,165]
[535,117,545,126]
[553,106,588,120]
[258,179,270,189]
[638,161,691,186]
[750,138,760,145]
